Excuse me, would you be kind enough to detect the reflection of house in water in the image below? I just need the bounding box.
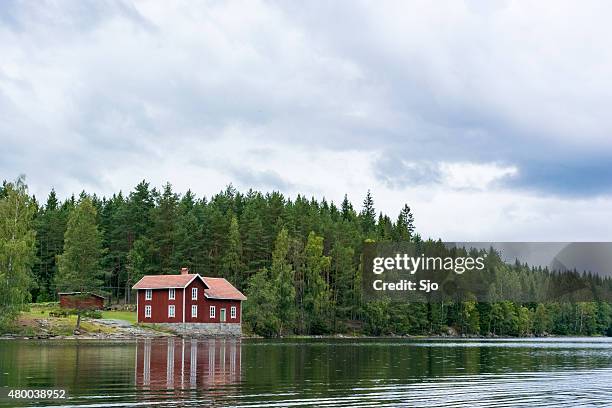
[135,338,241,390]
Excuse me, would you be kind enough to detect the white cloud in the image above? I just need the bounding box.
[2,0,612,241]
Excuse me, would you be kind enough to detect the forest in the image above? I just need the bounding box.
[1,176,612,337]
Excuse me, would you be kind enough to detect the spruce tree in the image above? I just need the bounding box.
[359,190,376,235]
[394,204,415,240]
[341,194,354,221]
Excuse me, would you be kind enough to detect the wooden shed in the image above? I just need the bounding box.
[58,292,105,310]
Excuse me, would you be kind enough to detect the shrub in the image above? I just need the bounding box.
[82,310,102,319]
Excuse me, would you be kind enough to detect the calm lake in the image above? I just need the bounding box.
[1,337,612,407]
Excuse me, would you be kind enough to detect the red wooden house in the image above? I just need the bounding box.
[132,268,246,335]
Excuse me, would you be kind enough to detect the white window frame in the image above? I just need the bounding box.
[145,289,152,300]
[192,305,198,318]
[168,305,175,318]
[192,287,198,300]
[209,305,216,319]
[145,305,152,318]
[169,288,175,300]
[231,306,237,319]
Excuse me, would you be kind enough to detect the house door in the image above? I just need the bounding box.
[220,308,226,322]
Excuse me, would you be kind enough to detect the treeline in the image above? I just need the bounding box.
[1,176,612,337]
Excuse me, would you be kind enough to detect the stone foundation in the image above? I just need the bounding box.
[157,322,242,337]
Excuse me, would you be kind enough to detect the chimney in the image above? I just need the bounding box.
[181,267,189,275]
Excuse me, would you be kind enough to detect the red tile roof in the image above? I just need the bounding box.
[132,274,200,289]
[132,274,246,301]
[203,277,247,301]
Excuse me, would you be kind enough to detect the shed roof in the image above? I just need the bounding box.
[58,292,105,299]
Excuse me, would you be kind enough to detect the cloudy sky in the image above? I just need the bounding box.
[1,0,612,241]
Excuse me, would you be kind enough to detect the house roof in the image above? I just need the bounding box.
[203,277,247,301]
[132,274,204,290]
[58,292,105,299]
[132,274,246,301]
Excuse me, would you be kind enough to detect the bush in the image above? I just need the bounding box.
[82,310,102,319]
[48,308,69,318]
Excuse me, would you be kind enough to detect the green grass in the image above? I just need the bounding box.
[27,303,137,325]
[100,310,137,324]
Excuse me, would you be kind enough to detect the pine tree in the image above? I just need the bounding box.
[241,203,268,278]
[127,237,155,291]
[32,189,69,301]
[0,177,36,329]
[100,192,130,303]
[127,180,154,242]
[55,196,104,329]
[151,183,178,274]
[173,191,201,273]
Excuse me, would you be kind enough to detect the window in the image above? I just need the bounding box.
[209,305,216,319]
[145,305,152,318]
[192,287,198,300]
[169,288,175,300]
[231,306,237,319]
[192,305,198,318]
[145,289,152,300]
[168,305,175,318]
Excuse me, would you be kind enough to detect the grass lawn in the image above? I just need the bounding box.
[100,310,137,324]
[16,307,118,336]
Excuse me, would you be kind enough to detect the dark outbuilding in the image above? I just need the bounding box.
[58,292,105,310]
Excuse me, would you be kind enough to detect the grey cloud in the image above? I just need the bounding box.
[1,0,612,199]
[375,158,442,189]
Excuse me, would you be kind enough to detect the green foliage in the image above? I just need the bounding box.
[221,213,245,287]
[363,299,391,335]
[300,232,332,334]
[460,300,480,335]
[55,197,104,293]
[533,303,551,335]
[10,178,612,338]
[271,228,296,336]
[82,309,103,319]
[0,177,36,329]
[359,190,376,236]
[244,268,280,337]
[32,189,70,301]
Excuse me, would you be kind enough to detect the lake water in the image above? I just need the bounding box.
[1,337,612,407]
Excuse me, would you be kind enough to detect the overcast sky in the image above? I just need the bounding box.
[2,0,612,241]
